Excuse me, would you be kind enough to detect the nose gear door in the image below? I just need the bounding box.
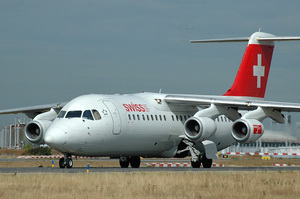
[103,100,122,135]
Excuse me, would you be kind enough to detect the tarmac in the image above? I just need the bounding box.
[0,166,300,174]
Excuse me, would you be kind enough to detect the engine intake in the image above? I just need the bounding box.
[25,120,52,144]
[231,119,264,144]
[184,117,217,141]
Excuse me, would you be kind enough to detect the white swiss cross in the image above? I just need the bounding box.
[253,54,265,88]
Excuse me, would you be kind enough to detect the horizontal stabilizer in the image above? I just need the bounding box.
[257,37,300,41]
[190,38,249,43]
[190,35,300,43]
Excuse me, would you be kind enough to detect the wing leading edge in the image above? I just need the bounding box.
[0,102,66,119]
[165,94,300,112]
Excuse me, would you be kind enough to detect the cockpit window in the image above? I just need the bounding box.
[92,109,101,120]
[65,111,82,118]
[57,110,66,118]
[83,110,94,120]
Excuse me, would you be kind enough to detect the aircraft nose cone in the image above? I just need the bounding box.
[44,134,55,144]
[44,127,66,149]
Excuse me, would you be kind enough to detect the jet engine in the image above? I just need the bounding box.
[25,108,58,145]
[25,120,52,145]
[231,119,264,144]
[184,117,217,141]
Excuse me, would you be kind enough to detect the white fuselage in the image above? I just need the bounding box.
[44,92,235,158]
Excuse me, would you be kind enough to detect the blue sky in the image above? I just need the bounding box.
[1,1,300,125]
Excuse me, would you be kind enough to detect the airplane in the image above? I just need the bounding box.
[1,31,300,169]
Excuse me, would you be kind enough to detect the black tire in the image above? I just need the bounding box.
[59,158,65,169]
[191,161,201,168]
[66,158,73,169]
[202,154,212,168]
[129,156,141,168]
[119,157,130,168]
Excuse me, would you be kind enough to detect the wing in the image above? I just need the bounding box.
[165,94,300,125]
[0,102,66,119]
[165,94,300,112]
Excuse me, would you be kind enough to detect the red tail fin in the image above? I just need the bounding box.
[191,31,300,98]
[223,32,275,99]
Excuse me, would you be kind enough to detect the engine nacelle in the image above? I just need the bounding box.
[231,119,264,144]
[25,120,52,145]
[184,117,217,141]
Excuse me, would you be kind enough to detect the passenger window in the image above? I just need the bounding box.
[66,111,82,118]
[83,110,94,120]
[137,115,140,120]
[133,115,136,120]
[147,115,150,121]
[142,115,145,121]
[128,114,131,120]
[92,110,101,120]
[164,115,166,121]
[155,115,158,121]
[57,110,66,118]
[172,115,174,121]
[159,115,162,121]
[151,115,154,121]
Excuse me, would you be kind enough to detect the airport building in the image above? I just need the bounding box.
[221,115,300,156]
[0,118,30,149]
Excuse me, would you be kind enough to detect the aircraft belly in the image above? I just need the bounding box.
[125,126,181,155]
[83,125,180,156]
[65,136,179,157]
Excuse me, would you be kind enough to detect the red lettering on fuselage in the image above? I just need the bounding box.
[123,102,149,112]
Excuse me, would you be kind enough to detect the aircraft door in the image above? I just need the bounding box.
[103,100,122,135]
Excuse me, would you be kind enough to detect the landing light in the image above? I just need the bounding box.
[155,99,162,104]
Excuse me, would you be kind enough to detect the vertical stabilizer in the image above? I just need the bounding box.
[223,32,275,99]
[190,32,300,99]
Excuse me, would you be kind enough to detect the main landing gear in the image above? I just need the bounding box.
[191,154,213,168]
[180,139,213,168]
[119,156,141,168]
[59,154,73,169]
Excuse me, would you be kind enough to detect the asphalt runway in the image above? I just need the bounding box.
[0,166,300,173]
[1,157,300,173]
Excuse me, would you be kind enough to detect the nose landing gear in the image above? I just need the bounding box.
[59,154,73,169]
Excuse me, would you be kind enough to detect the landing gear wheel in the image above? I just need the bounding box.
[191,156,201,168]
[66,158,73,168]
[129,156,141,168]
[191,160,201,168]
[119,157,130,168]
[202,154,212,168]
[59,158,65,168]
